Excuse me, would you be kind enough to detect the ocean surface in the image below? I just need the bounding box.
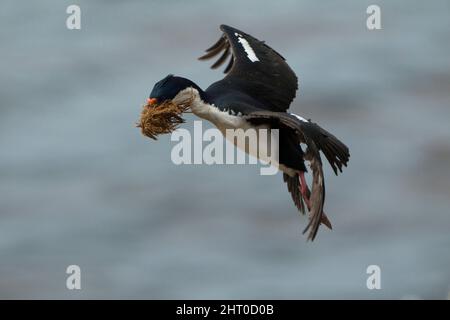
[1,0,449,298]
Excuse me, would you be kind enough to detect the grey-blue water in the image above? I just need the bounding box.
[1,0,449,299]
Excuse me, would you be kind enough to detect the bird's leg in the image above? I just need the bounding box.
[298,171,312,209]
[298,171,332,229]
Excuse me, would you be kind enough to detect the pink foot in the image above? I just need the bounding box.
[299,171,311,209]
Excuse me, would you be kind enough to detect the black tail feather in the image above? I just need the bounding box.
[316,126,350,175]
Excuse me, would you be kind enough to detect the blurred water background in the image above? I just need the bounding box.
[1,0,449,299]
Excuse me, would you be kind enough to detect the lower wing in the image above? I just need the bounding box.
[244,111,349,240]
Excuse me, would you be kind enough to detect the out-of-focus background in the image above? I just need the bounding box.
[1,0,449,299]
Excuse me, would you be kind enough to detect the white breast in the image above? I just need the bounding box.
[172,87,297,175]
[174,88,247,132]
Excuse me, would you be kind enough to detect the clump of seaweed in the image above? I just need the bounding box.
[137,95,193,140]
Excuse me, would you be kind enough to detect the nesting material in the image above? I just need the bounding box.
[137,96,193,140]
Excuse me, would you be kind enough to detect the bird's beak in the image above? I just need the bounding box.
[146,98,158,107]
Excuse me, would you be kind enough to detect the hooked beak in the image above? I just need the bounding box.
[146,98,158,107]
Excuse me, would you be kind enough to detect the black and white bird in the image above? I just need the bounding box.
[147,25,350,240]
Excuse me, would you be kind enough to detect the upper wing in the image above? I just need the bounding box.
[199,24,298,112]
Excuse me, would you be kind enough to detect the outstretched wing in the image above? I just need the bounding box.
[199,24,298,112]
[244,111,349,240]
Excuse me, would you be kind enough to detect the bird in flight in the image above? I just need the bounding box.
[145,25,350,240]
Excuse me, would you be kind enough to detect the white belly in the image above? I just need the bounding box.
[193,101,296,175]
[174,88,297,175]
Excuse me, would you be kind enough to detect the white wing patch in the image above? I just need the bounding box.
[290,113,309,123]
[234,32,260,63]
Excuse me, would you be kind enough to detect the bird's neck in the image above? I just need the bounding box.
[173,87,215,120]
[188,83,208,102]
[173,85,208,106]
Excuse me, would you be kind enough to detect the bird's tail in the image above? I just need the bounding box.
[312,125,350,176]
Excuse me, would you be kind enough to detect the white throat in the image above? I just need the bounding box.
[173,87,246,132]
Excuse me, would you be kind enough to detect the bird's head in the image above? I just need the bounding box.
[138,75,204,140]
[146,74,204,107]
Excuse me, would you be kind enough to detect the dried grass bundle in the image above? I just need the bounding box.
[137,96,193,140]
